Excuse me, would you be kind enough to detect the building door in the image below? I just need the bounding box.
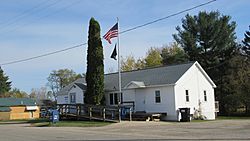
[135,91,145,112]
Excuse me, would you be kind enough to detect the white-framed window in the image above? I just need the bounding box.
[64,96,68,103]
[204,90,207,101]
[70,93,76,103]
[155,90,161,103]
[109,93,119,105]
[185,90,189,102]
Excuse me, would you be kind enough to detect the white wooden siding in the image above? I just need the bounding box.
[174,63,215,120]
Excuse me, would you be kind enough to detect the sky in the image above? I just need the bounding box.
[0,0,249,94]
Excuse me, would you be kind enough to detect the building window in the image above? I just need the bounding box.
[110,93,119,105]
[114,93,119,105]
[185,90,189,102]
[64,96,68,103]
[70,93,76,103]
[155,90,161,103]
[109,93,114,105]
[204,90,207,101]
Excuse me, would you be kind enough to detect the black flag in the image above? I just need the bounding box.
[111,44,117,60]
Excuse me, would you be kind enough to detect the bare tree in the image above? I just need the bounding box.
[47,69,82,100]
[30,87,48,101]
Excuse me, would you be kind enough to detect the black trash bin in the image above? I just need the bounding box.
[179,108,190,122]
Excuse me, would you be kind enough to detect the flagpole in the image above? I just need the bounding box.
[117,17,122,103]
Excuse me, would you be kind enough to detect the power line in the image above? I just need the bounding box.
[0,0,82,35]
[120,0,216,34]
[0,43,86,66]
[0,0,52,25]
[0,0,216,66]
[0,0,61,32]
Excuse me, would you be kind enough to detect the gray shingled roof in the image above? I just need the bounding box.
[75,83,86,90]
[0,107,11,112]
[104,62,194,90]
[58,62,194,95]
[57,79,86,95]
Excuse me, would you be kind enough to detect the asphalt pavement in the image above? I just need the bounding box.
[0,120,250,141]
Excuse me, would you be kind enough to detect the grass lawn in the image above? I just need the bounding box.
[0,118,112,127]
[31,120,113,127]
[191,119,211,122]
[216,116,250,120]
[0,118,49,124]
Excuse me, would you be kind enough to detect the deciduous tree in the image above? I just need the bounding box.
[30,87,50,101]
[121,55,145,71]
[161,42,188,65]
[47,69,82,100]
[7,88,28,98]
[145,47,162,67]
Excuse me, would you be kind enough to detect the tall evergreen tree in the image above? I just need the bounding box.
[0,67,11,97]
[242,27,250,57]
[85,18,104,105]
[221,49,250,115]
[173,11,237,114]
[173,11,236,69]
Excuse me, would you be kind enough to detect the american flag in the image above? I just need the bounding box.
[103,23,118,44]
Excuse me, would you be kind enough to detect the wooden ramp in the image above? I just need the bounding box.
[58,104,133,122]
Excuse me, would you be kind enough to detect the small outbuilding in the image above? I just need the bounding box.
[0,98,40,120]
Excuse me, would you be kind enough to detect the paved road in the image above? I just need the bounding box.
[0,120,250,141]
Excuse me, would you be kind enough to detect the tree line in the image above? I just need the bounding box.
[120,42,188,71]
[0,67,83,101]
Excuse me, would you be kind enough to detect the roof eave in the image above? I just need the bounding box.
[194,62,217,88]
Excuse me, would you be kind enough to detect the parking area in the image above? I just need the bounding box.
[0,120,250,141]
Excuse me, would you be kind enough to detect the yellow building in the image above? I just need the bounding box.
[0,98,40,120]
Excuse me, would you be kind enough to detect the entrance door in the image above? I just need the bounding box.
[135,91,145,112]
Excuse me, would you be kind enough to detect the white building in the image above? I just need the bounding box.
[57,61,217,121]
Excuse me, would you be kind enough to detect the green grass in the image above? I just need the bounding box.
[1,118,113,127]
[0,118,49,124]
[191,119,211,122]
[31,120,113,127]
[216,116,250,120]
[52,121,112,127]
[27,118,50,123]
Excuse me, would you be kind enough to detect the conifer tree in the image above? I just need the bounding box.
[173,11,237,70]
[85,18,104,105]
[242,28,250,57]
[173,11,237,114]
[0,67,11,97]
